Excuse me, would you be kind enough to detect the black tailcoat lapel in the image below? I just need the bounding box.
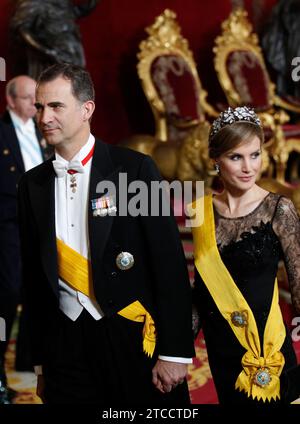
[88,140,121,291]
[28,139,121,298]
[29,159,58,297]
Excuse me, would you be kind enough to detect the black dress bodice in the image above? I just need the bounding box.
[193,192,300,403]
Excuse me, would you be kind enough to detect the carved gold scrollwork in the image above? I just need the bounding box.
[123,9,218,185]
[214,7,300,185]
[137,8,218,142]
[213,7,274,109]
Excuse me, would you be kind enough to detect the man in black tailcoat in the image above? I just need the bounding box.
[18,63,195,404]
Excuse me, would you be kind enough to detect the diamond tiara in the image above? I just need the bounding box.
[209,106,261,142]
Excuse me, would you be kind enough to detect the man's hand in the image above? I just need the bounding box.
[152,359,188,393]
[36,374,46,403]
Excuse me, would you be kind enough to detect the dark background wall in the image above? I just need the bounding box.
[0,0,277,144]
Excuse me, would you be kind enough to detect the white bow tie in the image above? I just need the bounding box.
[52,159,85,178]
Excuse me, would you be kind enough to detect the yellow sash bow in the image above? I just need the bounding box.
[190,195,286,401]
[56,238,156,357]
[118,300,156,357]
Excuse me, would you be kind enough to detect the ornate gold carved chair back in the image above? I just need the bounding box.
[214,7,300,184]
[134,9,217,183]
[214,8,274,112]
[137,9,217,145]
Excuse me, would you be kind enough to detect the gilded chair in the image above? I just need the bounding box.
[137,9,218,143]
[213,7,300,183]
[125,9,218,183]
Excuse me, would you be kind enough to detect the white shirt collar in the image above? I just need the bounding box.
[55,133,95,165]
[9,109,35,132]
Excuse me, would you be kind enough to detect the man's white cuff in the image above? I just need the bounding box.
[158,355,193,364]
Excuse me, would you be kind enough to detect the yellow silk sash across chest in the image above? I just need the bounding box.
[56,238,156,357]
[191,195,286,402]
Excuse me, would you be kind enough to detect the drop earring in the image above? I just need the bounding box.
[215,162,220,174]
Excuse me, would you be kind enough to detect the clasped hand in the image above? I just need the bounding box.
[152,359,188,394]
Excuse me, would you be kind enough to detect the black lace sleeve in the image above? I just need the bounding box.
[192,302,202,339]
[272,197,300,315]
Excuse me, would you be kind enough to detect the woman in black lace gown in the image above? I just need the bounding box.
[192,106,300,404]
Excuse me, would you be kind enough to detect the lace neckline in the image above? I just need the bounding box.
[213,192,272,220]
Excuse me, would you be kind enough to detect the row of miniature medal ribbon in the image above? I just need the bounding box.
[92,196,133,271]
[91,196,117,217]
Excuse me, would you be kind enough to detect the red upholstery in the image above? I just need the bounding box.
[282,95,300,108]
[151,54,202,122]
[262,124,300,146]
[282,124,300,138]
[226,50,270,110]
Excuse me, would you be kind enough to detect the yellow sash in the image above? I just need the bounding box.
[191,195,286,402]
[56,238,95,299]
[56,238,156,357]
[118,301,156,357]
